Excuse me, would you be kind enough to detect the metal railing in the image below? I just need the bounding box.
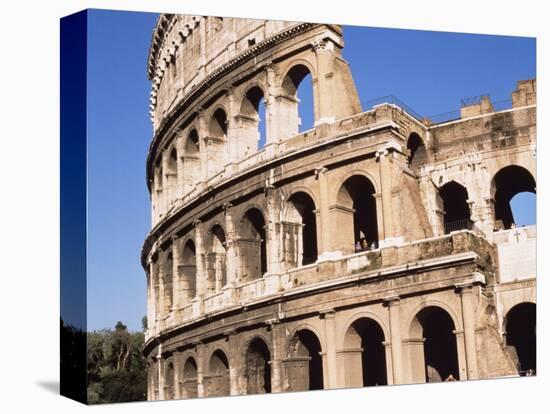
[360,95,425,122]
[444,218,474,234]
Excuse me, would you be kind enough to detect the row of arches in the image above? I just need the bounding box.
[158,301,535,399]
[152,64,315,216]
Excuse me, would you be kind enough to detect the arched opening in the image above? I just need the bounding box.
[153,158,164,217]
[162,251,173,316]
[286,329,324,391]
[409,306,459,383]
[439,181,472,233]
[285,192,318,266]
[182,357,198,398]
[183,129,200,193]
[343,318,387,387]
[238,208,267,282]
[336,175,378,253]
[407,133,427,169]
[166,147,178,204]
[239,86,267,155]
[207,108,228,176]
[505,303,536,375]
[493,166,536,230]
[181,239,197,302]
[281,64,314,137]
[207,225,227,293]
[245,337,272,394]
[165,362,175,400]
[206,350,230,397]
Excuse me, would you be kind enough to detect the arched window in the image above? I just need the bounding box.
[287,329,324,391]
[182,357,198,398]
[239,86,267,154]
[504,303,536,375]
[206,225,227,293]
[207,350,230,397]
[492,166,536,230]
[166,147,178,204]
[281,64,314,137]
[165,362,175,400]
[206,109,229,177]
[238,208,267,282]
[181,239,197,302]
[285,192,318,266]
[182,129,200,194]
[407,133,427,169]
[409,306,459,383]
[336,175,378,253]
[245,338,271,394]
[343,318,387,387]
[438,181,471,233]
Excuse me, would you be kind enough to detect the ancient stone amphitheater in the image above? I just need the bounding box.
[141,14,536,400]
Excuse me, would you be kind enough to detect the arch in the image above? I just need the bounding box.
[492,165,536,230]
[164,361,175,400]
[207,349,230,397]
[182,356,198,398]
[209,107,228,139]
[239,85,268,151]
[245,337,272,394]
[180,238,197,301]
[280,63,315,136]
[504,302,536,375]
[406,132,427,169]
[284,191,318,266]
[237,207,268,281]
[408,306,459,383]
[206,224,227,293]
[343,317,387,387]
[438,180,472,233]
[336,174,379,253]
[287,329,324,391]
[182,128,200,193]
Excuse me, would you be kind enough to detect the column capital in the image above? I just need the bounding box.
[319,308,336,319]
[170,234,179,241]
[314,166,328,178]
[375,148,389,159]
[383,295,401,306]
[196,106,206,119]
[193,219,202,228]
[455,281,474,293]
[223,202,233,214]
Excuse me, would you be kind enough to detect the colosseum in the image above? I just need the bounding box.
[141,14,537,400]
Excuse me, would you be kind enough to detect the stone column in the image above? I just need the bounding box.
[192,220,205,316]
[176,134,185,199]
[171,235,181,314]
[173,351,182,399]
[157,345,164,400]
[312,39,335,125]
[270,320,285,393]
[227,332,240,395]
[315,166,338,260]
[456,283,479,380]
[265,185,281,275]
[157,248,166,328]
[196,342,206,398]
[196,108,208,183]
[377,149,396,245]
[223,203,237,287]
[321,309,338,388]
[385,296,404,384]
[263,61,278,145]
[147,259,155,334]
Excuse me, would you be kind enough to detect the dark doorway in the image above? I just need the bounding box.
[347,318,387,386]
[439,181,471,233]
[407,133,427,169]
[241,208,267,279]
[245,338,271,394]
[290,329,324,390]
[287,192,318,265]
[412,306,459,382]
[505,303,536,375]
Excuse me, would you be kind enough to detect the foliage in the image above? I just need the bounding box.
[86,320,147,404]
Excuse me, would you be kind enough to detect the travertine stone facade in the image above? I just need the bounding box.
[142,14,537,400]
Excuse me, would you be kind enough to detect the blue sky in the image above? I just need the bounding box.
[86,10,535,332]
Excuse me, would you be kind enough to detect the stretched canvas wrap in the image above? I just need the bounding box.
[60,8,537,405]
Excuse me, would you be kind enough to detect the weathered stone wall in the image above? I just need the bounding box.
[143,13,537,401]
